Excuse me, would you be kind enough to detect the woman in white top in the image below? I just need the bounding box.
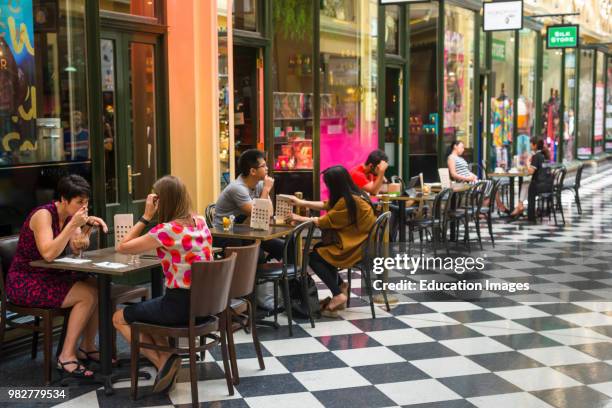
[446,140,510,214]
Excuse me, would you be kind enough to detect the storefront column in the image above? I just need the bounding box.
[167,0,219,212]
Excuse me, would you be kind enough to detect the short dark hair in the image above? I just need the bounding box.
[365,150,388,167]
[238,149,265,177]
[57,175,90,202]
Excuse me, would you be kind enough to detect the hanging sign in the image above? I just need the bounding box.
[546,25,579,49]
[492,39,506,61]
[483,1,523,32]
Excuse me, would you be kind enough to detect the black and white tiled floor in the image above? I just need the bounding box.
[3,163,612,408]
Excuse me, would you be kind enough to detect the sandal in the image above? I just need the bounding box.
[78,348,118,366]
[153,354,182,394]
[56,359,95,379]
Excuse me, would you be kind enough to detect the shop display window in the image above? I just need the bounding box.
[443,5,475,155]
[563,49,577,162]
[606,56,612,152]
[218,0,231,189]
[541,46,562,161]
[594,51,605,155]
[516,29,536,165]
[319,0,378,197]
[100,0,156,18]
[384,5,400,55]
[578,49,594,158]
[233,0,257,32]
[490,31,515,170]
[0,0,89,167]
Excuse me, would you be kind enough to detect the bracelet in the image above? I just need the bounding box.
[138,216,151,225]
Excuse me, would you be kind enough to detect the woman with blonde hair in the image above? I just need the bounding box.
[113,175,213,393]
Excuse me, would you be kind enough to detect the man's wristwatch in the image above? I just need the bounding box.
[138,216,151,225]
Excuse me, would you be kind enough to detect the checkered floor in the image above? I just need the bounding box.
[4,163,612,408]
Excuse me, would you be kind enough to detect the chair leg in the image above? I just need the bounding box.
[551,197,557,226]
[346,268,352,308]
[381,270,390,313]
[362,267,376,319]
[56,314,70,358]
[248,295,265,370]
[487,214,495,247]
[273,281,279,325]
[225,309,239,385]
[558,195,566,225]
[43,317,53,385]
[188,330,200,405]
[130,327,140,400]
[300,274,315,328]
[32,316,40,359]
[218,317,234,396]
[575,190,582,214]
[280,277,293,337]
[475,217,483,250]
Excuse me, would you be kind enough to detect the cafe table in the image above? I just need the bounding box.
[487,170,530,209]
[31,247,162,395]
[209,224,294,240]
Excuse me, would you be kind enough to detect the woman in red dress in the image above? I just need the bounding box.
[6,175,108,379]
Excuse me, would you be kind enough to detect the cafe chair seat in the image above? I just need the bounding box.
[256,263,297,280]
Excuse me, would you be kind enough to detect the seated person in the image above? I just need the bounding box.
[5,175,108,379]
[446,140,510,214]
[510,138,538,217]
[527,139,554,222]
[113,175,214,394]
[213,149,286,262]
[289,166,376,317]
[349,149,389,195]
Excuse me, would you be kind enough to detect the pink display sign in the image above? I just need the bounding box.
[319,118,378,200]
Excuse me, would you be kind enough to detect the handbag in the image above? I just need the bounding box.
[289,275,321,319]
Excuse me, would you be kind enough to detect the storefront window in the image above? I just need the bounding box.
[516,29,536,165]
[443,5,474,157]
[594,51,605,155]
[218,0,231,190]
[408,2,438,181]
[563,49,577,162]
[606,56,612,152]
[100,0,156,18]
[541,46,562,161]
[320,0,378,196]
[578,49,594,158]
[1,0,89,167]
[271,0,314,197]
[234,0,257,32]
[384,5,400,55]
[490,31,515,169]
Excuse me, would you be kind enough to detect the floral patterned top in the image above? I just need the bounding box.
[149,215,213,289]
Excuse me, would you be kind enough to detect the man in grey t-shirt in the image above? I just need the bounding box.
[214,149,274,225]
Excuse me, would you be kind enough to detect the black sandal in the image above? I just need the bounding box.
[153,354,181,394]
[78,348,118,365]
[56,360,95,379]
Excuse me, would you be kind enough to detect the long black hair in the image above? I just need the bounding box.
[322,165,373,226]
[446,140,462,158]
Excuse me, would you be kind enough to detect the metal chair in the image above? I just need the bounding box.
[562,163,583,214]
[205,203,216,227]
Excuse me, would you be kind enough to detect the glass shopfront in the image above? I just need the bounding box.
[606,55,612,152]
[578,49,594,158]
[541,46,562,161]
[319,0,379,198]
[0,0,90,235]
[594,51,605,155]
[517,29,537,165]
[218,0,231,190]
[442,5,475,158]
[271,0,314,198]
[408,2,438,181]
[490,31,515,169]
[563,49,577,162]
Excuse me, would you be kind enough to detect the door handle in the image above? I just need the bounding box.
[127,165,142,195]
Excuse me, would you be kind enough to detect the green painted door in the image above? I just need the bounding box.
[101,31,164,237]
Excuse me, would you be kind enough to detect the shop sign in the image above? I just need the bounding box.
[492,39,506,61]
[484,1,523,32]
[546,25,579,49]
